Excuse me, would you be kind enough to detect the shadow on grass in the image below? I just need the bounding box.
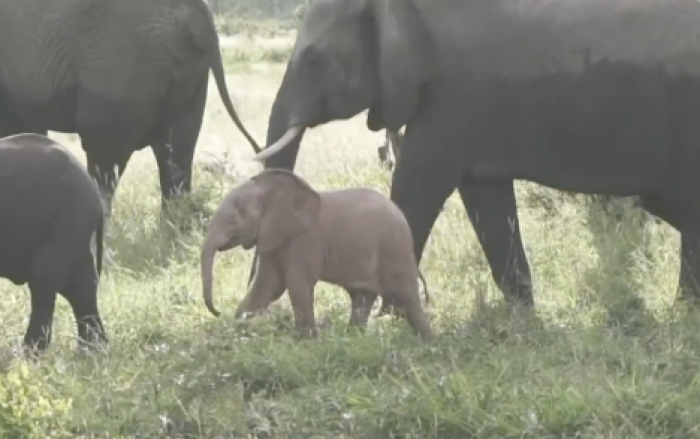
[520,188,663,334]
[102,165,232,278]
[27,299,700,437]
[7,291,700,438]
[581,196,658,335]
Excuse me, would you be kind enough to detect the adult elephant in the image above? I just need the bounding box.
[0,0,261,218]
[250,0,700,307]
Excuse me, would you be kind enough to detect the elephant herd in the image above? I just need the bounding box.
[0,0,261,221]
[5,0,700,353]
[251,0,700,309]
[202,168,434,339]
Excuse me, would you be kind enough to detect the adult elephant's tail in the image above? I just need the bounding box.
[208,45,262,154]
[189,1,262,153]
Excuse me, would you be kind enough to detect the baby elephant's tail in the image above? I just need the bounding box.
[418,270,430,307]
[95,215,104,277]
[376,270,431,317]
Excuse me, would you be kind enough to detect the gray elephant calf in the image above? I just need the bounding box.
[201,168,433,339]
[0,133,107,352]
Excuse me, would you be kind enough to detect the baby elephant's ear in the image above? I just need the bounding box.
[253,169,321,252]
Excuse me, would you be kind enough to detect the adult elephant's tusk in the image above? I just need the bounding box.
[251,126,304,162]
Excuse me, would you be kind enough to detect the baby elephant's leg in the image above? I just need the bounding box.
[346,288,378,329]
[235,260,285,319]
[283,268,319,337]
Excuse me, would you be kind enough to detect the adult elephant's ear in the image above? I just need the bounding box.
[372,0,435,132]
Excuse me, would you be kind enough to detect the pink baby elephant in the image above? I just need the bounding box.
[200,168,433,339]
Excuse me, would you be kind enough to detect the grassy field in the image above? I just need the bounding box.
[2,27,700,438]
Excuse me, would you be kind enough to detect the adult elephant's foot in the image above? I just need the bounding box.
[22,331,51,357]
[502,278,535,308]
[158,197,179,227]
[22,295,56,356]
[76,316,108,352]
[158,196,200,235]
[97,181,115,219]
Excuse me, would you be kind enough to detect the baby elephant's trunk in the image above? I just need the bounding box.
[201,239,222,317]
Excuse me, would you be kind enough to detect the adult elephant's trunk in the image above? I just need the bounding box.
[201,237,221,317]
[258,77,308,170]
[246,85,307,287]
[252,125,304,162]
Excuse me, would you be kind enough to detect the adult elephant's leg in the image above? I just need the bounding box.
[152,138,182,228]
[376,125,462,316]
[87,158,119,219]
[377,130,394,169]
[83,153,129,268]
[152,138,175,205]
[389,126,464,264]
[155,76,209,205]
[457,178,534,306]
[78,90,142,220]
[23,285,57,352]
[86,153,132,219]
[247,109,304,288]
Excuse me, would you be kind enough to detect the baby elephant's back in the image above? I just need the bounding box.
[0,134,102,275]
[319,188,417,290]
[0,134,95,216]
[321,187,413,244]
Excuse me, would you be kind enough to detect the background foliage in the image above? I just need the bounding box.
[211,0,310,35]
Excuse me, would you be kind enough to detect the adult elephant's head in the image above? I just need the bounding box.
[253,0,435,168]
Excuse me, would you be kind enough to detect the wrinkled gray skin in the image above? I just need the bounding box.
[201,168,433,338]
[250,0,700,307]
[0,133,107,353]
[0,0,261,219]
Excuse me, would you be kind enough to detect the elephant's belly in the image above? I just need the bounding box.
[0,254,31,286]
[4,88,79,133]
[465,62,681,196]
[466,132,663,196]
[321,269,382,293]
[320,254,382,293]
